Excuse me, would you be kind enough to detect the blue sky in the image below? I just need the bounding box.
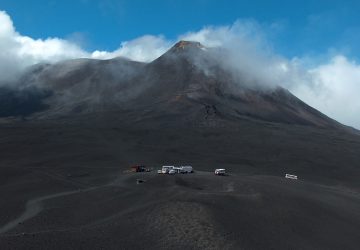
[1,0,360,128]
[1,0,360,58]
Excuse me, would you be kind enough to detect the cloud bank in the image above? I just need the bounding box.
[0,10,359,129]
[0,10,170,82]
[294,56,360,129]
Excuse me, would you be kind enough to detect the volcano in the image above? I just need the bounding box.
[0,41,359,250]
[0,41,344,128]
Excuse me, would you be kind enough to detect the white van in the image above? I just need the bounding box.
[162,166,174,174]
[215,169,226,175]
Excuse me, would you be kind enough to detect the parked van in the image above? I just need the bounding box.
[162,166,174,174]
[215,169,226,176]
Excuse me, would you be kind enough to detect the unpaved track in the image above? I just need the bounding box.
[0,186,102,234]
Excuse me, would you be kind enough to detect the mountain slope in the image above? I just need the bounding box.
[0,41,344,129]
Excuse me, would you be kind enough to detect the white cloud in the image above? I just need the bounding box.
[91,35,171,61]
[292,56,360,129]
[0,10,359,129]
[0,10,87,81]
[0,10,170,81]
[0,11,14,36]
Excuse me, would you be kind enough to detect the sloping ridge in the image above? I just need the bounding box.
[0,41,346,129]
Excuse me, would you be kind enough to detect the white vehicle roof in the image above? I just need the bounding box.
[215,169,226,171]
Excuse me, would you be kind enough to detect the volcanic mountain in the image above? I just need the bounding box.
[0,41,360,250]
[0,41,343,128]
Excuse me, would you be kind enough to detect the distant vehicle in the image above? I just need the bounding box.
[131,165,147,172]
[179,166,193,174]
[161,165,193,174]
[162,166,174,174]
[285,174,298,180]
[157,169,163,174]
[173,167,182,173]
[215,169,226,176]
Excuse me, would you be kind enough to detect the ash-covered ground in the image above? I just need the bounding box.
[0,120,359,250]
